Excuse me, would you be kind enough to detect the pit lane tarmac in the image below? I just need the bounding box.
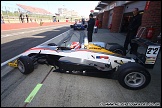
[23,66,54,107]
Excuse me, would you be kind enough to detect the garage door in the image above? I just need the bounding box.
[107,9,113,26]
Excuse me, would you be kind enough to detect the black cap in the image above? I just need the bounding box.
[89,13,93,17]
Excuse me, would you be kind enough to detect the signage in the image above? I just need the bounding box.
[145,1,150,10]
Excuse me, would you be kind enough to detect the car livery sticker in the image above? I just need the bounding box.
[96,56,109,59]
[145,57,156,64]
[25,48,56,52]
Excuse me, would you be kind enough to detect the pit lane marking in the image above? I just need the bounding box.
[24,83,43,103]
[1,25,70,38]
[1,26,57,38]
[23,66,54,107]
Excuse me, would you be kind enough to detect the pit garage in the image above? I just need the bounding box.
[120,1,146,33]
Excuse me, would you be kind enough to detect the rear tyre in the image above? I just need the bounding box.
[17,56,34,74]
[108,44,126,56]
[117,62,151,90]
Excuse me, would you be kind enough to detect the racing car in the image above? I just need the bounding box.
[13,36,161,90]
[70,22,87,30]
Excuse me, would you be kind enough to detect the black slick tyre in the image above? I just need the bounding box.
[108,45,126,56]
[17,56,34,74]
[117,62,151,90]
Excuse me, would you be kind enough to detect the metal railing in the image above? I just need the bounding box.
[136,27,147,38]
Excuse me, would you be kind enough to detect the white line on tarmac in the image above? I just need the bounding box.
[1,29,71,67]
[1,25,70,38]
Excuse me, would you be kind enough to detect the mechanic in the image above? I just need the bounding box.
[87,13,95,42]
[94,18,99,33]
[82,18,85,25]
[124,8,142,55]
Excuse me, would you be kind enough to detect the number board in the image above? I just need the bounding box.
[146,45,160,57]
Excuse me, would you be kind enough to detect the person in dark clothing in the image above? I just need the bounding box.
[26,14,29,23]
[19,13,23,23]
[87,14,95,42]
[82,18,85,25]
[124,8,142,55]
[94,18,99,33]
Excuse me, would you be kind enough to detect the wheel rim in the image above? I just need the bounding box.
[124,72,146,88]
[18,60,25,73]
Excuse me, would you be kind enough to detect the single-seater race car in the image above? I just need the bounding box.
[70,22,87,30]
[14,36,161,90]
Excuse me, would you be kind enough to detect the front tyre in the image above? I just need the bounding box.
[17,56,34,74]
[117,62,151,90]
[70,25,74,28]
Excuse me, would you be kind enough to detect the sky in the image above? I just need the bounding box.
[1,1,100,17]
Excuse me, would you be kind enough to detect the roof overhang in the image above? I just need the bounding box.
[101,1,113,4]
[95,1,108,10]
[98,1,108,8]
[93,12,99,16]
[95,7,102,10]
